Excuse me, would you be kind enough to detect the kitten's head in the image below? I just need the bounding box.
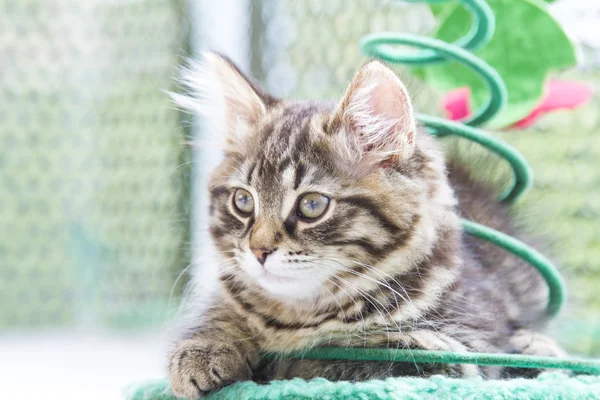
[177,53,453,303]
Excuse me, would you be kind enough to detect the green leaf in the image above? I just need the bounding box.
[429,3,453,18]
[420,0,576,128]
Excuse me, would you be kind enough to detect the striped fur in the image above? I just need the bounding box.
[167,53,565,398]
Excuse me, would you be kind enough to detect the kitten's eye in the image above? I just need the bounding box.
[298,193,330,219]
[233,188,254,215]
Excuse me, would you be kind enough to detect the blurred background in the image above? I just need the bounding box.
[1,0,598,398]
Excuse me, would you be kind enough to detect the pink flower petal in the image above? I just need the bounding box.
[512,80,593,129]
[441,80,593,129]
[442,87,471,121]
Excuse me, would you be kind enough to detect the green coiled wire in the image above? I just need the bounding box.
[360,34,506,127]
[276,0,600,375]
[388,0,495,64]
[273,348,600,375]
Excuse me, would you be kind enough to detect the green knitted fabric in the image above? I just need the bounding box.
[127,373,600,400]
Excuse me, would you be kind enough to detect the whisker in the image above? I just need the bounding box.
[305,260,402,347]
[168,262,196,309]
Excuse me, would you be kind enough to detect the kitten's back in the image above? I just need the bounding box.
[447,159,549,330]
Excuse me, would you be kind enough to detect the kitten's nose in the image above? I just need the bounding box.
[251,247,276,265]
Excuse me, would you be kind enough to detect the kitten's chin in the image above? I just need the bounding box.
[255,272,324,301]
[238,255,326,301]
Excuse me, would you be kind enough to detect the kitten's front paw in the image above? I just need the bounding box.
[168,340,251,398]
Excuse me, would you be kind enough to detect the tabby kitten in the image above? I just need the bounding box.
[168,52,566,398]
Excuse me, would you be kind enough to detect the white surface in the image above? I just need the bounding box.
[0,331,167,400]
[551,0,600,49]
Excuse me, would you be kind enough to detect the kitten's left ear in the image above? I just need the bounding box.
[172,52,278,150]
[328,60,417,169]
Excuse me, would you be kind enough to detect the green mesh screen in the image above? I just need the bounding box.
[255,0,439,107]
[0,0,191,329]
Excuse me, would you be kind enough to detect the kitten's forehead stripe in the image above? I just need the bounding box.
[290,125,311,163]
[293,163,306,190]
[277,157,291,174]
[246,161,257,184]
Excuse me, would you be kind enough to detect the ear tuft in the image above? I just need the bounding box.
[330,60,417,170]
[171,52,277,149]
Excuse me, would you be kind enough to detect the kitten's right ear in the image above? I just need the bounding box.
[327,60,417,173]
[172,52,278,149]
